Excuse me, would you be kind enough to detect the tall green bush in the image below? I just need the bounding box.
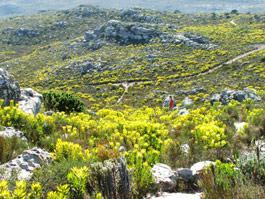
[43,91,85,114]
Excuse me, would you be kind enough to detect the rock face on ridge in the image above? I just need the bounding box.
[0,68,21,105]
[84,20,217,50]
[120,8,163,23]
[85,20,161,45]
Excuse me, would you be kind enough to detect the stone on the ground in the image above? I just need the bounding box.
[0,68,20,105]
[18,88,43,115]
[234,122,248,134]
[151,163,177,192]
[180,144,190,154]
[182,97,193,108]
[0,147,51,180]
[190,161,214,176]
[148,192,202,199]
[176,168,194,182]
[178,108,189,115]
[0,127,27,141]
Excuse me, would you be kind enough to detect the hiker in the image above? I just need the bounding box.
[169,96,175,110]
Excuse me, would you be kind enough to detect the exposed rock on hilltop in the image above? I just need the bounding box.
[0,68,20,105]
[3,28,39,38]
[68,5,106,18]
[84,20,216,50]
[120,8,163,24]
[160,32,217,49]
[85,20,161,45]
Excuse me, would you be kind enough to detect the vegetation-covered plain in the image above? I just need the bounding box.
[0,5,264,199]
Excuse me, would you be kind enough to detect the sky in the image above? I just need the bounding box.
[1,0,265,17]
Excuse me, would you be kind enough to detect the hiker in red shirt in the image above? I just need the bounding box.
[169,96,174,110]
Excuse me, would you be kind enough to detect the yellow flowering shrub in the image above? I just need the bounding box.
[54,139,84,161]
[192,121,227,149]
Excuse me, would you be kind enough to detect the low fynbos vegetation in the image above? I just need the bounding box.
[0,97,264,198]
[0,4,265,199]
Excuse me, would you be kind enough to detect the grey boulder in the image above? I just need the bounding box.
[18,88,43,115]
[0,147,51,180]
[0,127,27,141]
[151,163,177,192]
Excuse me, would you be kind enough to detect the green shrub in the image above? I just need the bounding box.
[0,136,28,164]
[67,166,89,199]
[199,160,243,198]
[43,91,85,114]
[237,152,265,185]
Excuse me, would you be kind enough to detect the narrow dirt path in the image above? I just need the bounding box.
[115,82,135,103]
[199,44,265,76]
[87,44,265,87]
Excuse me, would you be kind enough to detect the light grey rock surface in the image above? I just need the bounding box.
[18,88,43,115]
[149,192,202,199]
[151,163,177,192]
[190,161,214,176]
[0,147,51,181]
[0,127,27,141]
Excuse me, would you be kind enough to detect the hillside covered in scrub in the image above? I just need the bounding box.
[0,4,265,199]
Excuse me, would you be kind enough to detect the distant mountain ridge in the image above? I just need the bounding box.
[0,0,265,17]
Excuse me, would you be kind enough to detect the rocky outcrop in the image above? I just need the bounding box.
[0,68,20,105]
[120,8,163,24]
[160,33,217,50]
[54,21,68,28]
[14,28,39,37]
[84,20,216,50]
[3,27,39,37]
[71,5,105,18]
[84,20,160,45]
[65,60,104,75]
[0,127,27,141]
[0,148,51,180]
[210,88,261,105]
[18,88,43,115]
[151,164,177,192]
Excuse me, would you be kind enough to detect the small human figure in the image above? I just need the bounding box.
[169,96,174,110]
